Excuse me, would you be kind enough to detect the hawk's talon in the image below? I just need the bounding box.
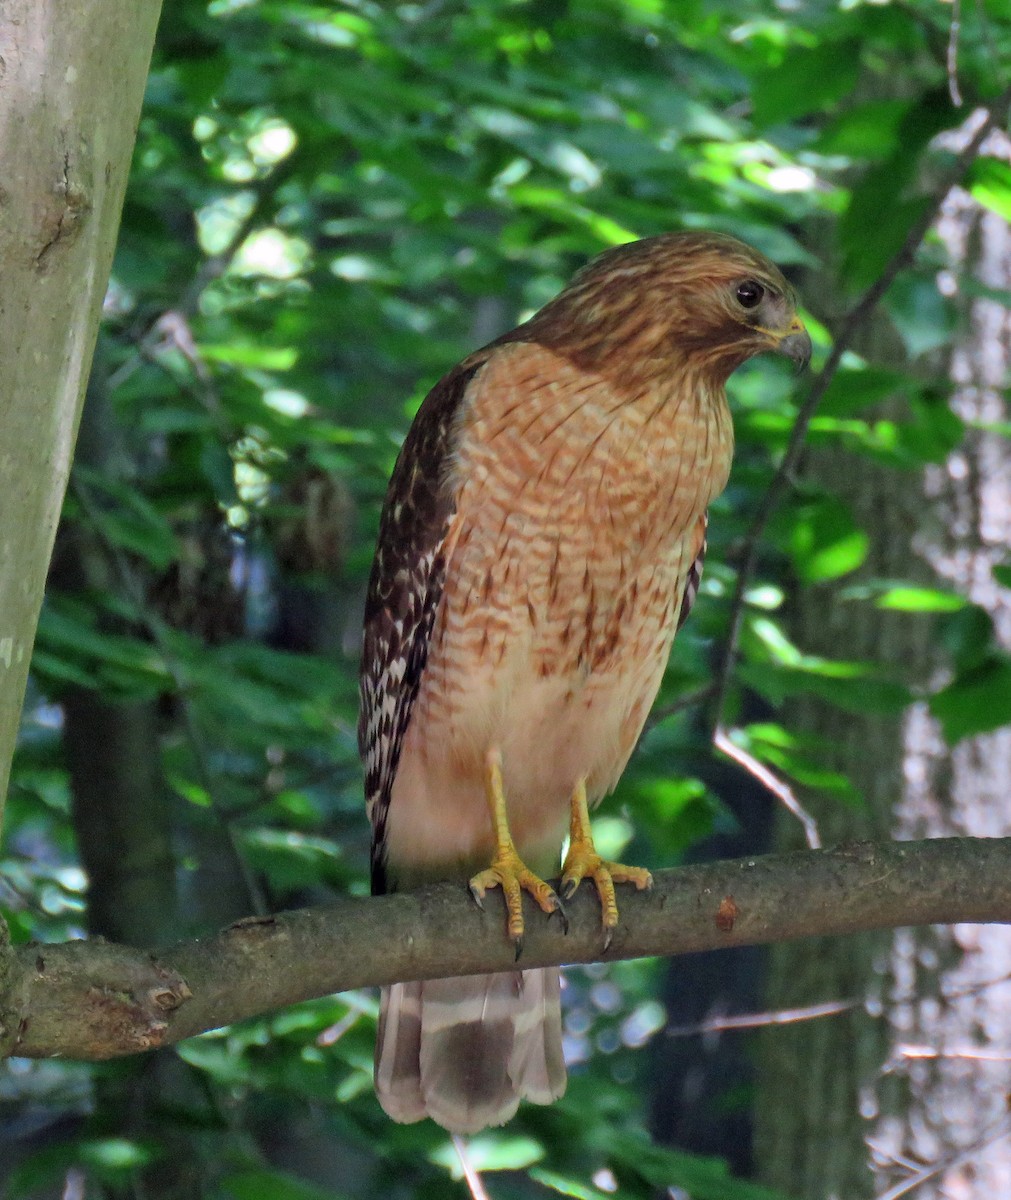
[564,780,653,941]
[472,747,562,945]
[468,856,561,945]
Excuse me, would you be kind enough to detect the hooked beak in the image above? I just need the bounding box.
[773,315,812,371]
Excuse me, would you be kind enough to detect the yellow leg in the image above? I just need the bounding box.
[560,780,653,947]
[469,748,563,952]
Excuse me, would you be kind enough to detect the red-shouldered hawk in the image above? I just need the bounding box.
[359,231,810,1134]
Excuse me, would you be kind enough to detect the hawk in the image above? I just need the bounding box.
[359,231,810,1134]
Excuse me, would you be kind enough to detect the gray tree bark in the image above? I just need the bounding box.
[754,121,1011,1200]
[0,0,163,822]
[873,138,1011,1200]
[754,434,930,1198]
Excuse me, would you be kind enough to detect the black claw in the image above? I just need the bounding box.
[469,885,484,910]
[549,898,570,935]
[602,926,613,953]
[561,878,578,901]
[513,936,524,962]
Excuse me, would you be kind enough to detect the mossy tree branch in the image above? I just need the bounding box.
[2,836,1010,1060]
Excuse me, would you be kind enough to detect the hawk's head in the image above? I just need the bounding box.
[528,231,812,385]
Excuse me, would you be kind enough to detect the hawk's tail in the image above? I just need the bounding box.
[374,968,566,1134]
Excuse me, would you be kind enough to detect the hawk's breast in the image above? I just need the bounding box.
[383,342,732,881]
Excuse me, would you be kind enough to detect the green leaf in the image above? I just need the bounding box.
[35,601,170,695]
[530,1168,613,1199]
[894,390,964,464]
[873,585,965,613]
[814,98,913,159]
[789,495,868,583]
[222,1168,350,1200]
[739,661,911,715]
[74,467,180,570]
[240,828,345,891]
[930,656,1011,743]
[80,1139,153,1172]
[430,1133,544,1176]
[200,440,239,503]
[738,724,856,797]
[887,274,956,357]
[966,156,1011,221]
[201,342,299,369]
[609,1129,793,1199]
[938,604,995,671]
[751,41,861,127]
[839,580,967,613]
[818,367,909,417]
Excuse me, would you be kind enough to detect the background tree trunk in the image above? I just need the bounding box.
[873,142,1011,1199]
[0,0,163,822]
[751,212,939,1194]
[755,127,1011,1199]
[753,434,928,1197]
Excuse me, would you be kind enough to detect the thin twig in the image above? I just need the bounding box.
[941,969,1011,1001]
[708,83,1011,739]
[714,727,821,849]
[665,997,857,1038]
[453,1136,493,1200]
[894,1043,1011,1064]
[874,1118,1009,1200]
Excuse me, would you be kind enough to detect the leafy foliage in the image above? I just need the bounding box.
[4,0,1011,1197]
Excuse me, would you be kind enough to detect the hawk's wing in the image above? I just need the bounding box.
[676,512,708,632]
[359,359,485,894]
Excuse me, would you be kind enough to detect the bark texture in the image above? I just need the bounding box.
[755,117,1011,1200]
[753,232,938,1198]
[1,837,1011,1062]
[874,133,1011,1200]
[0,0,164,820]
[755,428,932,1199]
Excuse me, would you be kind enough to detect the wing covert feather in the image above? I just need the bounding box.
[359,360,484,894]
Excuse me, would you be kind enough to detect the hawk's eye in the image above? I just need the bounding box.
[735,281,765,309]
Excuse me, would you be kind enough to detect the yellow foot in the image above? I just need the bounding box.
[469,852,564,955]
[562,781,652,949]
[471,748,565,957]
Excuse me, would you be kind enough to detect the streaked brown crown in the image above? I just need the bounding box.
[520,231,801,385]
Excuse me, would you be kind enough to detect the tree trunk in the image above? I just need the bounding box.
[751,199,940,1192]
[755,131,1011,1198]
[754,434,932,1199]
[872,159,1011,1199]
[0,0,163,823]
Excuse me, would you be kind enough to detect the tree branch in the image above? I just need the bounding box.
[5,836,1011,1061]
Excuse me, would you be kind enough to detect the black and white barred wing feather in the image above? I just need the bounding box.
[360,352,567,1134]
[358,361,483,894]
